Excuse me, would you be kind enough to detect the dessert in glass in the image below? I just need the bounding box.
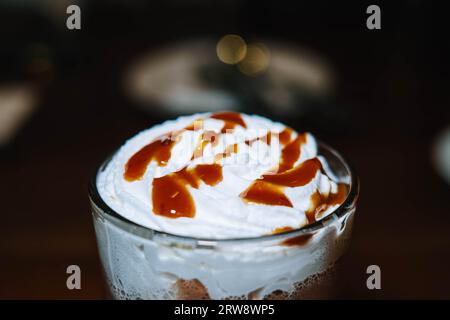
[89,112,359,299]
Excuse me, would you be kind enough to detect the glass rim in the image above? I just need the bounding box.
[88,140,359,246]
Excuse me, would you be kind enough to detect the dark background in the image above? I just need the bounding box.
[0,0,449,299]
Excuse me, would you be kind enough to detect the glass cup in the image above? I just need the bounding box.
[89,142,359,300]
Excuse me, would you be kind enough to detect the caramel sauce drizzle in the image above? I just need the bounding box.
[125,113,277,182]
[152,164,223,218]
[272,226,295,234]
[124,135,177,182]
[124,113,244,218]
[278,127,292,145]
[124,121,202,182]
[210,111,247,133]
[240,158,321,207]
[241,180,293,207]
[305,183,348,224]
[262,157,322,187]
[123,112,348,229]
[277,133,306,173]
[244,128,294,148]
[241,158,348,235]
[268,184,347,247]
[193,164,223,187]
[184,119,204,131]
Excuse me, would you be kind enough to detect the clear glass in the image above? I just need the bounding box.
[89,142,359,300]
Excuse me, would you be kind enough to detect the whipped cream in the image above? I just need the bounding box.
[97,112,343,239]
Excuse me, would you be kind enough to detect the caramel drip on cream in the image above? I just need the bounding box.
[261,158,321,187]
[305,183,348,224]
[272,226,295,234]
[240,180,293,207]
[210,111,247,133]
[152,164,223,218]
[240,158,322,207]
[278,127,293,145]
[124,121,202,182]
[124,113,245,218]
[123,112,348,224]
[277,133,307,173]
[124,135,177,182]
[266,184,348,247]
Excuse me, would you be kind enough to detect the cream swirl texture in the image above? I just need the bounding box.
[97,112,345,239]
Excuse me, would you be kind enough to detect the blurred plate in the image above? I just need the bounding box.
[123,39,334,117]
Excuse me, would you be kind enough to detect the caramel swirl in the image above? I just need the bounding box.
[277,133,306,173]
[124,135,177,182]
[152,164,223,218]
[123,112,347,224]
[210,111,247,133]
[240,158,321,207]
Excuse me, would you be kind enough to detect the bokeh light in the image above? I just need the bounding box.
[237,43,270,76]
[216,34,247,65]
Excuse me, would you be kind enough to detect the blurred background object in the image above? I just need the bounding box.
[0,84,36,146]
[0,0,449,299]
[124,38,336,123]
[433,127,450,185]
